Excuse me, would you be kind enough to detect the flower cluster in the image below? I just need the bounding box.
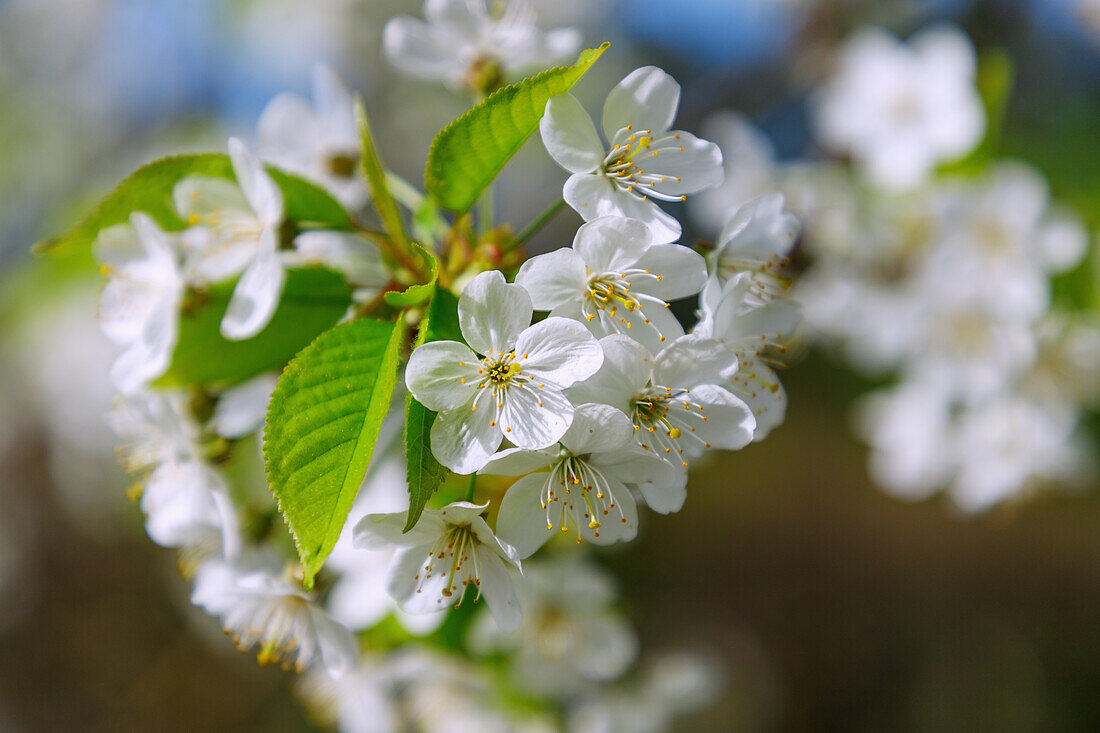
[691,24,1098,513]
[80,6,803,730]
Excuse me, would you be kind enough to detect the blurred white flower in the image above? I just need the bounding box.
[383,0,581,93]
[690,111,778,234]
[541,66,724,242]
[711,194,800,304]
[258,64,369,211]
[468,555,638,695]
[515,215,706,353]
[404,271,603,473]
[94,213,185,394]
[174,138,286,340]
[191,553,356,677]
[485,403,684,556]
[286,230,389,302]
[570,335,754,469]
[140,460,230,551]
[813,25,985,191]
[211,373,278,439]
[108,390,200,472]
[354,501,523,630]
[297,659,399,733]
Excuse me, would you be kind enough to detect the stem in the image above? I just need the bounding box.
[465,473,477,503]
[384,171,424,211]
[478,185,494,239]
[506,198,567,254]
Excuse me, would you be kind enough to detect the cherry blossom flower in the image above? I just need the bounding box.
[540,66,724,242]
[404,270,603,473]
[211,373,278,438]
[468,555,638,695]
[258,64,368,211]
[710,194,801,305]
[191,553,356,677]
[569,335,754,468]
[515,216,705,352]
[694,273,802,440]
[93,213,184,394]
[485,403,685,556]
[174,138,286,340]
[353,501,523,630]
[383,0,581,93]
[813,25,985,191]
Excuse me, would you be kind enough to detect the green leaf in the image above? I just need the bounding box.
[403,288,462,532]
[264,317,404,587]
[35,153,351,258]
[155,267,352,388]
[425,43,609,212]
[383,244,440,307]
[356,96,410,253]
[939,48,1014,177]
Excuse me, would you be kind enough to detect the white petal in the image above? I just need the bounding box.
[475,548,522,631]
[425,0,480,36]
[514,248,587,311]
[258,94,322,160]
[219,228,285,340]
[636,130,724,195]
[382,17,461,82]
[290,231,388,289]
[228,137,284,224]
[634,461,688,514]
[405,340,481,411]
[429,400,501,474]
[93,222,143,268]
[436,500,493,527]
[514,317,603,387]
[309,608,358,678]
[566,175,683,242]
[173,176,250,221]
[631,244,707,301]
[480,447,556,476]
[458,271,533,355]
[655,334,739,387]
[353,511,443,550]
[213,373,278,438]
[559,403,634,455]
[540,94,604,174]
[312,64,355,134]
[385,546,452,614]
[566,334,653,409]
[687,383,756,450]
[500,384,573,450]
[601,66,681,141]
[573,216,654,273]
[496,474,557,559]
[577,479,638,545]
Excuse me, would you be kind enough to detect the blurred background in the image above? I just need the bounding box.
[1,0,1099,730]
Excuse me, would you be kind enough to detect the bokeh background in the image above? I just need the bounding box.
[1,0,1099,730]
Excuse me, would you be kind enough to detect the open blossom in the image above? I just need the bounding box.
[516,216,706,352]
[354,501,523,630]
[94,213,184,394]
[694,273,801,440]
[258,64,368,211]
[710,194,801,304]
[570,335,754,468]
[813,25,985,191]
[405,271,603,473]
[383,0,581,93]
[286,230,389,302]
[540,66,724,242]
[174,138,286,340]
[191,553,356,677]
[468,555,638,695]
[485,403,686,557]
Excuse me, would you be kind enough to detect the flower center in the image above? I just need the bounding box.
[484,354,522,386]
[540,452,629,540]
[419,524,482,606]
[630,385,712,466]
[601,126,688,203]
[325,152,359,178]
[583,270,669,343]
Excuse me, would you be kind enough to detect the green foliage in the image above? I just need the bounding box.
[35,153,351,258]
[939,48,1015,177]
[356,95,410,254]
[383,244,440,307]
[403,288,462,532]
[155,267,352,388]
[264,317,404,587]
[425,43,609,213]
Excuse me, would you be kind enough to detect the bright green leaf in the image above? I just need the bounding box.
[264,317,404,587]
[155,267,352,388]
[425,43,609,212]
[403,288,462,532]
[383,244,440,307]
[35,153,351,258]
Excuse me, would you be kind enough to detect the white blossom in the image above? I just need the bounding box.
[485,403,685,556]
[570,335,754,469]
[383,0,581,92]
[404,270,603,473]
[515,216,706,352]
[258,64,368,211]
[212,373,278,439]
[286,230,389,302]
[191,553,356,677]
[93,213,184,394]
[174,138,286,340]
[813,25,985,191]
[710,194,800,303]
[468,555,637,695]
[541,66,724,242]
[354,501,523,630]
[297,660,399,733]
